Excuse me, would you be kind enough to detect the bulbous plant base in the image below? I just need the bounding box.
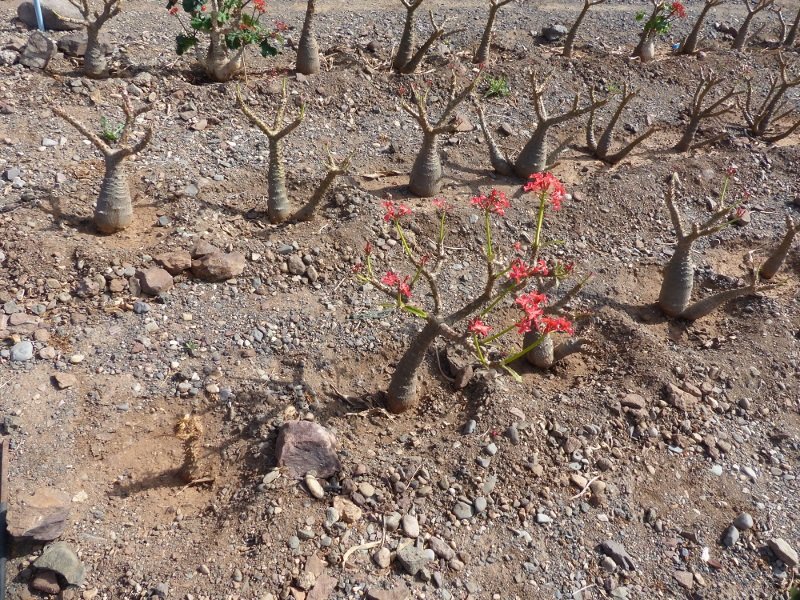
[95,162,133,233]
[83,43,107,78]
[385,320,441,414]
[639,39,656,63]
[203,45,243,82]
[524,331,555,368]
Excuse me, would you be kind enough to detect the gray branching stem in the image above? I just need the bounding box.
[680,0,723,54]
[585,84,656,165]
[732,0,775,50]
[563,0,606,58]
[741,54,800,142]
[760,216,800,279]
[674,70,741,152]
[473,0,515,64]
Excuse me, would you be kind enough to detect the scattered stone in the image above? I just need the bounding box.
[600,556,617,573]
[57,32,110,56]
[7,488,70,542]
[155,251,192,275]
[542,23,568,41]
[276,420,341,479]
[53,373,77,389]
[133,301,150,314]
[396,545,432,576]
[358,482,375,497]
[307,573,337,600]
[17,0,83,30]
[452,501,473,520]
[620,393,646,409]
[19,31,57,69]
[428,537,454,561]
[384,511,401,531]
[304,473,325,499]
[191,240,218,258]
[33,542,86,586]
[191,252,246,282]
[136,267,174,296]
[600,540,636,571]
[721,525,739,547]
[31,570,61,595]
[332,496,362,524]
[11,340,34,361]
[473,496,487,513]
[366,585,411,600]
[287,255,306,275]
[733,512,754,531]
[484,442,498,456]
[373,547,391,568]
[401,514,419,538]
[673,570,693,590]
[768,538,798,567]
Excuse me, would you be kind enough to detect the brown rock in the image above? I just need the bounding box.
[31,570,61,595]
[155,250,192,275]
[621,393,646,409]
[332,496,362,524]
[136,267,173,296]
[191,252,246,282]
[52,373,77,390]
[108,278,126,293]
[366,585,411,600]
[306,574,337,600]
[9,313,39,326]
[276,421,341,479]
[7,488,70,542]
[673,570,693,590]
[191,240,219,258]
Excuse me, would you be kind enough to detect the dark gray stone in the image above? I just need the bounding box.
[19,31,57,69]
[33,542,86,586]
[17,0,83,31]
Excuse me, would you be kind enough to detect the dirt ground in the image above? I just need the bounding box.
[0,0,799,599]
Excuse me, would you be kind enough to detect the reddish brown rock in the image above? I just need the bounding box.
[276,421,341,479]
[7,488,70,542]
[366,585,411,600]
[191,252,245,282]
[30,570,61,595]
[191,240,219,258]
[307,574,338,600]
[155,250,192,275]
[136,267,174,296]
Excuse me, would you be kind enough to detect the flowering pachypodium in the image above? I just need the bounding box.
[633,0,687,62]
[166,0,283,81]
[355,173,591,414]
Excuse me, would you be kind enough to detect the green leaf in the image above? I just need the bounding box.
[401,304,428,319]
[190,14,212,31]
[260,40,278,57]
[635,11,644,20]
[182,0,202,12]
[175,34,197,55]
[502,364,523,383]
[225,32,242,50]
[790,588,800,600]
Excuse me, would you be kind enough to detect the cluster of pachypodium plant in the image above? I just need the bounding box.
[354,173,591,413]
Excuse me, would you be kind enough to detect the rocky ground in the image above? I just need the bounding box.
[0,0,799,599]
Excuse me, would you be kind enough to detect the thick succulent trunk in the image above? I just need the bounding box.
[681,3,713,54]
[393,6,418,71]
[674,116,701,152]
[296,0,320,75]
[514,126,549,178]
[387,319,441,413]
[409,132,442,197]
[786,9,799,45]
[563,4,590,58]
[473,5,499,64]
[639,36,656,62]
[267,138,291,223]
[524,331,554,368]
[83,26,106,78]
[95,154,133,233]
[732,13,755,50]
[680,285,755,320]
[658,240,695,317]
[476,104,514,176]
[204,32,243,82]
[760,223,797,279]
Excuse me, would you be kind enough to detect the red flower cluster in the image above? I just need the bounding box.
[168,5,179,13]
[253,0,266,12]
[432,197,453,213]
[508,257,549,284]
[467,317,491,337]
[514,291,573,336]
[524,172,566,210]
[382,200,412,222]
[381,271,412,299]
[471,189,510,216]
[275,20,290,30]
[670,1,687,18]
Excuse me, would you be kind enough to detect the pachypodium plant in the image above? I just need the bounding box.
[53,88,153,234]
[679,0,723,54]
[740,53,800,143]
[477,71,606,178]
[633,0,687,62]
[354,174,589,413]
[166,0,282,82]
[401,72,481,197]
[296,0,320,75]
[585,83,657,165]
[658,170,783,320]
[392,0,462,74]
[562,0,607,59]
[673,70,741,152]
[472,0,515,64]
[65,0,121,78]
[236,82,352,223]
[731,0,775,50]
[777,6,800,46]
[759,216,800,280]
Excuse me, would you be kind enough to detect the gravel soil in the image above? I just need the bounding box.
[0,0,799,599]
